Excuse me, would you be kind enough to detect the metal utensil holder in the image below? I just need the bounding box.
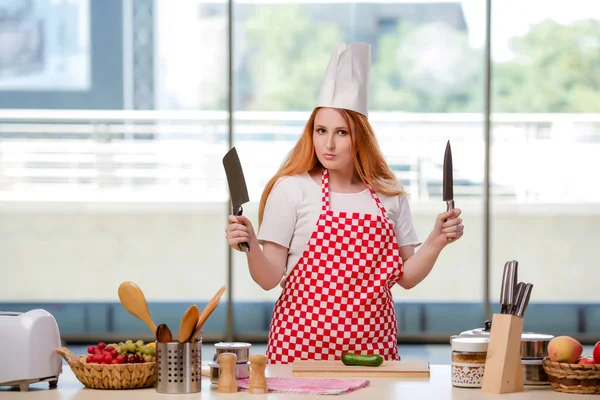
[156,339,202,394]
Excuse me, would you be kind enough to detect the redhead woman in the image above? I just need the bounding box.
[225,42,464,364]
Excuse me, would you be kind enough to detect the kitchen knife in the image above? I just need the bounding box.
[509,282,525,315]
[442,140,454,243]
[499,262,511,314]
[222,146,250,252]
[515,283,533,318]
[510,260,519,312]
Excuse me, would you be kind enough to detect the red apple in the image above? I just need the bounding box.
[593,341,600,364]
[578,356,596,365]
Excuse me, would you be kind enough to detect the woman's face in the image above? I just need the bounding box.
[312,108,355,173]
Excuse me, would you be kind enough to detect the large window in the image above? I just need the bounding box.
[1,0,599,343]
[490,0,600,336]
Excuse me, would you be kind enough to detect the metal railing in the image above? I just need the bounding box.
[1,109,599,203]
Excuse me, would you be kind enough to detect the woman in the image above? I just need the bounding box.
[225,43,464,364]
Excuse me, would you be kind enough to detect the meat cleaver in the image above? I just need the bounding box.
[222,147,250,252]
[443,140,455,242]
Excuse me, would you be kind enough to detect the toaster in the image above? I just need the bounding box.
[0,309,63,391]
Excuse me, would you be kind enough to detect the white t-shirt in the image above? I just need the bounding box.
[257,172,421,285]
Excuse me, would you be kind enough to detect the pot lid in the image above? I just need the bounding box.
[458,329,554,341]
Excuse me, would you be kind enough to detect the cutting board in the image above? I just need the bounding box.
[291,360,430,378]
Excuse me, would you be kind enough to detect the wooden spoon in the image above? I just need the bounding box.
[178,304,200,343]
[117,281,157,334]
[156,323,173,343]
[191,285,226,342]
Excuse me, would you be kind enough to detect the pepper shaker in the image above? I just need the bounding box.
[249,354,268,394]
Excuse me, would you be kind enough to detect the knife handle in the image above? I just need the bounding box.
[445,200,455,243]
[234,207,250,252]
[499,262,511,313]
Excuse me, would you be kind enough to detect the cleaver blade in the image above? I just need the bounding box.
[223,146,250,252]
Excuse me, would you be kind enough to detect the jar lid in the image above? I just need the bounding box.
[451,337,489,352]
[215,342,252,349]
[521,359,543,365]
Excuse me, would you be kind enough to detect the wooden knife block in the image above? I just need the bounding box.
[481,313,524,394]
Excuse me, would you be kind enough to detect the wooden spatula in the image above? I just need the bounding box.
[156,323,173,343]
[118,281,157,334]
[190,285,226,342]
[178,305,199,343]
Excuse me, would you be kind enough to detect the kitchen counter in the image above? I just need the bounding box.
[0,364,584,399]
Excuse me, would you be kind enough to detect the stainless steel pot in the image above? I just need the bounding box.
[520,333,554,359]
[213,342,252,363]
[208,361,250,385]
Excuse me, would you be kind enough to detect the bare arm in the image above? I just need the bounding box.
[396,240,443,289]
[246,239,288,290]
[396,208,464,290]
[226,215,288,291]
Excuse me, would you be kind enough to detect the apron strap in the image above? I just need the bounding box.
[368,188,389,218]
[321,168,330,212]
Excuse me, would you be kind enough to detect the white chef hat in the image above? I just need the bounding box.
[316,42,371,117]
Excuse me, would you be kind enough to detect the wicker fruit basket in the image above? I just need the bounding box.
[542,356,600,394]
[56,347,157,390]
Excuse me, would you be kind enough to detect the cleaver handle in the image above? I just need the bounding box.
[234,206,250,252]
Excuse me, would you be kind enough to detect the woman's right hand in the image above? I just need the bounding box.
[225,215,257,252]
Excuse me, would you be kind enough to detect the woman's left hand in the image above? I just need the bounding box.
[429,208,464,248]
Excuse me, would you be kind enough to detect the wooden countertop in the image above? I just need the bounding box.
[0,364,584,399]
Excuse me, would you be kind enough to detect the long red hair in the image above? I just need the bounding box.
[258,107,404,226]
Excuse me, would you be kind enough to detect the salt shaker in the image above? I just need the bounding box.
[249,354,268,394]
[217,352,238,393]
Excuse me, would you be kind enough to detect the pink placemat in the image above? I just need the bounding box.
[237,377,370,395]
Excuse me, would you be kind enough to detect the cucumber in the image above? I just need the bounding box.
[341,352,384,367]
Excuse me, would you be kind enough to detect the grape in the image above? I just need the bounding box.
[85,339,157,364]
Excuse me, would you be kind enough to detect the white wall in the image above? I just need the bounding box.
[1,201,599,304]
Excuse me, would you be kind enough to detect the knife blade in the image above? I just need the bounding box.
[222,146,250,252]
[443,140,454,210]
[515,283,533,318]
[499,261,511,314]
[443,140,454,243]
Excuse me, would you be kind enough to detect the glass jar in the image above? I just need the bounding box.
[451,337,489,388]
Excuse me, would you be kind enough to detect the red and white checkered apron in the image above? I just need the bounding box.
[266,168,404,364]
